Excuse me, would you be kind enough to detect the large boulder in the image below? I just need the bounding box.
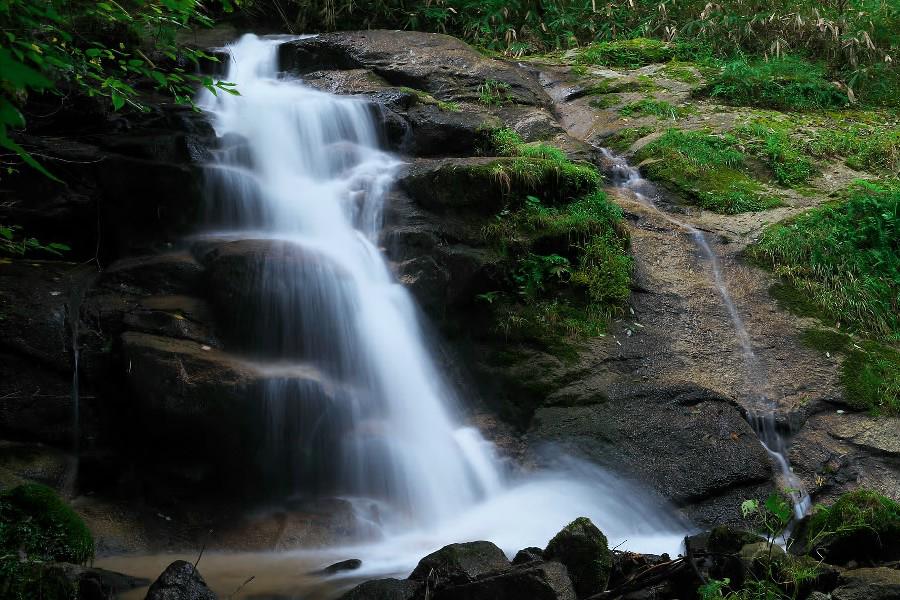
[433,561,577,600]
[831,568,900,600]
[279,31,550,107]
[145,560,217,600]
[544,517,612,598]
[340,578,423,600]
[409,541,511,586]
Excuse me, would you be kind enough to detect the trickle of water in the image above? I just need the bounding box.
[191,35,686,585]
[599,148,810,518]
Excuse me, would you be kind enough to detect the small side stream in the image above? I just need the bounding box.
[599,148,810,518]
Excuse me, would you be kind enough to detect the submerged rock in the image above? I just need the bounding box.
[320,558,363,574]
[409,541,511,585]
[544,517,612,598]
[145,560,217,600]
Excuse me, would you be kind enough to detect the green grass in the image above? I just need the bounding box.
[588,94,620,109]
[619,98,693,120]
[807,122,900,174]
[635,129,782,213]
[659,62,701,84]
[479,78,512,105]
[577,38,676,68]
[735,120,815,186]
[752,180,899,338]
[843,342,900,416]
[603,126,655,152]
[707,56,849,111]
[800,328,851,354]
[798,489,900,560]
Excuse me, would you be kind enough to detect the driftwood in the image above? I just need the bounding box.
[586,557,690,599]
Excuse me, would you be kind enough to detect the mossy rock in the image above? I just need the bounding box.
[409,541,510,585]
[707,526,767,554]
[0,483,94,564]
[544,516,612,597]
[791,489,900,564]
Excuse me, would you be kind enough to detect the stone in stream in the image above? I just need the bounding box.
[144,560,217,600]
[544,517,612,598]
[831,568,900,600]
[432,561,576,600]
[319,558,363,574]
[408,541,511,585]
[339,578,423,600]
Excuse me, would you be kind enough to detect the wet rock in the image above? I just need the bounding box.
[544,517,612,597]
[122,296,219,346]
[99,252,203,297]
[527,384,774,525]
[433,561,576,600]
[320,558,363,574]
[280,31,549,107]
[831,568,900,600]
[513,547,545,565]
[409,541,511,585]
[340,578,423,600]
[39,563,150,600]
[145,560,217,600]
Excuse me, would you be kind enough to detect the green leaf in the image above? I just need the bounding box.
[0,48,53,89]
[111,93,125,111]
[47,242,71,252]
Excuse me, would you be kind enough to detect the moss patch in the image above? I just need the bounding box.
[603,126,655,153]
[843,342,900,416]
[578,38,676,68]
[619,98,693,120]
[399,86,461,112]
[635,129,782,213]
[800,328,851,354]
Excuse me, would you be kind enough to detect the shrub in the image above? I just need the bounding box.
[707,56,849,110]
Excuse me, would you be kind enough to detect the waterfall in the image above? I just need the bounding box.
[600,148,810,518]
[196,34,684,570]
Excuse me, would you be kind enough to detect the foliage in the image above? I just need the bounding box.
[0,225,70,257]
[478,79,512,105]
[0,0,237,177]
[751,180,899,338]
[707,56,848,111]
[577,37,676,68]
[636,129,781,213]
[806,121,900,174]
[619,98,692,120]
[801,489,900,551]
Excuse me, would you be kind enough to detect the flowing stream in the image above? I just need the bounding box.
[599,149,810,518]
[114,33,690,594]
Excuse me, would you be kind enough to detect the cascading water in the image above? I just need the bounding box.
[190,34,686,585]
[600,148,810,518]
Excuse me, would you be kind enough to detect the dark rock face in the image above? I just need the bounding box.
[513,547,545,565]
[432,561,576,600]
[544,517,612,598]
[409,541,511,585]
[145,560,217,600]
[831,568,900,600]
[339,578,423,600]
[280,31,550,108]
[39,563,150,600]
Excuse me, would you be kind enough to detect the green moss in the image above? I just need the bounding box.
[0,483,94,565]
[706,56,849,110]
[578,38,675,68]
[580,76,660,96]
[800,328,850,354]
[636,129,782,213]
[659,62,701,84]
[807,121,900,174]
[768,281,827,320]
[603,126,655,152]
[399,86,461,112]
[588,94,620,109]
[544,517,612,597]
[799,489,900,562]
[734,120,815,186]
[843,342,900,416]
[619,98,693,120]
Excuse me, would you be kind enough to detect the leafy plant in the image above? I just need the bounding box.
[0,0,237,177]
[478,79,512,105]
[0,225,70,257]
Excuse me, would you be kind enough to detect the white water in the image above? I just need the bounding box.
[600,149,810,518]
[194,33,686,579]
